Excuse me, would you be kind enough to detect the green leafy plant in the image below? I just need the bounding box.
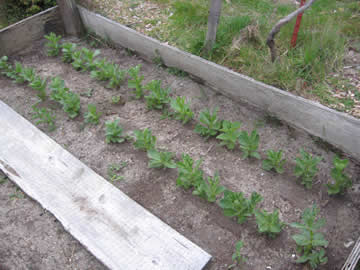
[60,92,81,119]
[91,59,111,81]
[147,149,176,169]
[176,154,204,190]
[238,130,260,159]
[44,32,62,56]
[81,48,101,71]
[107,64,126,89]
[111,96,121,104]
[326,156,352,195]
[107,162,127,182]
[194,107,222,139]
[61,42,77,63]
[229,241,246,269]
[128,64,144,99]
[216,120,241,150]
[219,190,263,224]
[31,105,56,131]
[170,96,194,124]
[144,80,171,110]
[294,149,322,189]
[133,128,156,151]
[7,62,25,83]
[84,104,102,125]
[262,150,286,174]
[91,59,127,88]
[105,119,126,144]
[193,172,225,202]
[0,56,12,74]
[71,50,85,70]
[254,209,284,238]
[49,76,69,102]
[290,205,328,269]
[29,75,47,101]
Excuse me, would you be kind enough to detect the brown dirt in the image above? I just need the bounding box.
[0,38,360,270]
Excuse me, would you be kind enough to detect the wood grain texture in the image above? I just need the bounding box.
[0,100,211,270]
[56,0,84,36]
[78,6,360,161]
[0,6,63,56]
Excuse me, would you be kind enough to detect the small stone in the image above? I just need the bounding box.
[291,254,296,259]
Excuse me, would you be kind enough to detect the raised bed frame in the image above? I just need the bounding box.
[0,3,359,270]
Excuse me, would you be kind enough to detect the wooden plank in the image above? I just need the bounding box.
[0,100,211,270]
[77,6,360,161]
[342,237,360,270]
[0,6,63,56]
[56,0,84,36]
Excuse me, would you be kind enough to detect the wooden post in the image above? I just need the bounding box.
[204,0,222,54]
[56,0,84,36]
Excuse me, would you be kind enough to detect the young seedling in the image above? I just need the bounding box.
[262,150,286,174]
[144,80,171,110]
[254,209,284,238]
[105,119,126,144]
[170,96,194,124]
[111,96,121,104]
[229,241,246,269]
[147,149,177,169]
[44,32,62,56]
[326,156,352,195]
[194,107,222,139]
[219,190,263,224]
[60,92,81,119]
[107,64,126,89]
[32,105,56,131]
[193,171,225,202]
[71,50,85,70]
[84,104,102,125]
[81,48,101,71]
[216,120,241,150]
[176,154,204,190]
[0,56,12,75]
[29,76,47,101]
[91,59,111,81]
[290,204,328,269]
[133,128,156,151]
[61,42,77,63]
[49,76,69,102]
[294,149,322,189]
[80,88,94,98]
[21,66,36,84]
[8,62,26,83]
[107,162,127,182]
[238,129,260,159]
[128,64,144,99]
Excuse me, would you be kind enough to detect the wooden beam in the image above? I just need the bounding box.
[0,100,211,270]
[56,0,84,36]
[77,6,360,161]
[0,7,63,56]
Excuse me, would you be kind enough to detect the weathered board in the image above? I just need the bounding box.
[342,237,360,270]
[0,6,63,56]
[56,0,84,36]
[77,6,360,161]
[0,100,211,270]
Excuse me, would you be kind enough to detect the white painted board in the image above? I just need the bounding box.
[0,100,211,270]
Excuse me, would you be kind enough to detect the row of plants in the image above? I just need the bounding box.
[41,34,354,268]
[102,122,329,269]
[44,33,353,197]
[0,33,350,268]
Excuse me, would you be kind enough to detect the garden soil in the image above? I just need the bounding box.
[0,38,359,270]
